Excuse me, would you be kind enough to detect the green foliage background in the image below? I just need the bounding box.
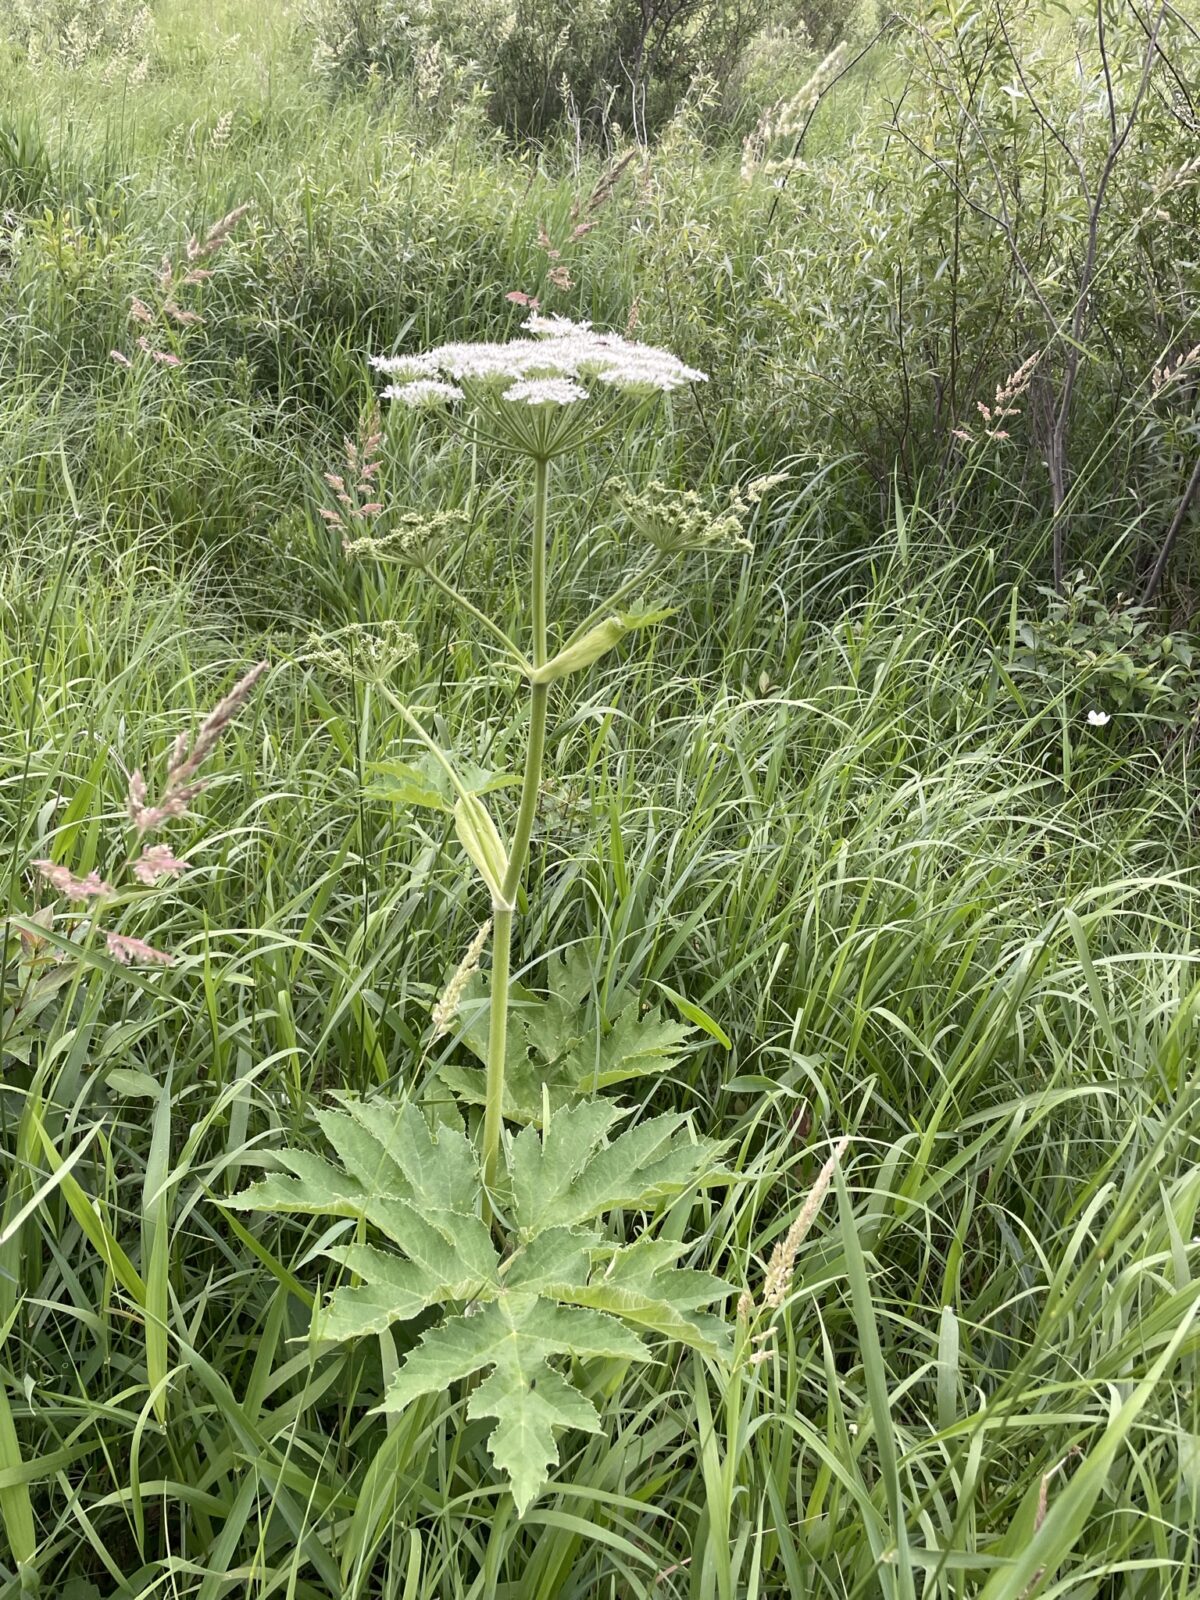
[1,0,1199,1594]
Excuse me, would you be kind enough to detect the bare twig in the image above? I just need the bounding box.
[1140,451,1200,604]
[764,21,893,229]
[1048,3,1165,588]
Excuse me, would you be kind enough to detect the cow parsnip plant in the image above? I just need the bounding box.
[357,313,754,1188]
[234,314,761,1511]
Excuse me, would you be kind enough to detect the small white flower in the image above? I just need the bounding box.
[524,312,591,336]
[382,379,464,407]
[371,352,439,377]
[1087,710,1112,727]
[503,377,588,406]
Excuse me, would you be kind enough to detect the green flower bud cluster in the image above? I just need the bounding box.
[619,482,753,558]
[341,509,468,569]
[307,621,418,682]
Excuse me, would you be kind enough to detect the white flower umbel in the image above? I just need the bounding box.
[503,377,588,406]
[377,315,705,394]
[306,621,418,683]
[382,378,465,407]
[373,314,707,459]
[370,352,440,379]
[621,481,752,556]
[522,313,582,336]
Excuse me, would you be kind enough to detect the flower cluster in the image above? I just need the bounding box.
[340,509,468,569]
[306,622,418,682]
[384,379,467,409]
[620,482,753,557]
[504,377,588,407]
[371,314,707,410]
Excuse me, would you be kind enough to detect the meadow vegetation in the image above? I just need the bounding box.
[1,0,1199,1594]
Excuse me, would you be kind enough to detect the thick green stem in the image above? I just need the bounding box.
[481,456,551,1201]
[502,683,548,906]
[530,456,548,670]
[481,901,513,1195]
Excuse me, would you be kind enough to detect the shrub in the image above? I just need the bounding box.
[727,0,1200,584]
[2,0,155,70]
[302,0,822,137]
[1013,576,1200,735]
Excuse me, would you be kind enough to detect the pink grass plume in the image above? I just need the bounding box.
[33,861,112,901]
[107,932,173,966]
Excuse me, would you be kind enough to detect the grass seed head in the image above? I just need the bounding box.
[107,932,173,966]
[431,919,493,1038]
[33,861,112,901]
[761,1137,850,1310]
[130,662,268,835]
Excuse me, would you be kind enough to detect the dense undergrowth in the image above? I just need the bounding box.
[2,0,1199,1595]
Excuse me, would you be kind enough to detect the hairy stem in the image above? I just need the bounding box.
[481,901,513,1197]
[481,455,551,1201]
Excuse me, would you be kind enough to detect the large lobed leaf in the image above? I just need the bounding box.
[383,1293,644,1514]
[440,950,695,1124]
[227,1095,731,1512]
